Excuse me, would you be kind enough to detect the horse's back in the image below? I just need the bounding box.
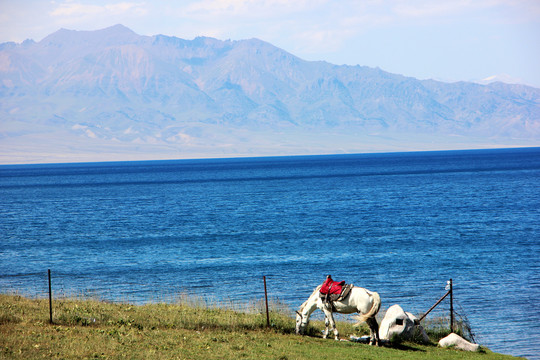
[348,286,381,315]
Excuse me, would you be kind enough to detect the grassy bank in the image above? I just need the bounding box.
[0,294,519,359]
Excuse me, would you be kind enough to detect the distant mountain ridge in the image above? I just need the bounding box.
[1,24,539,164]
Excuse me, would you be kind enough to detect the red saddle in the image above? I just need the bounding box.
[320,275,346,295]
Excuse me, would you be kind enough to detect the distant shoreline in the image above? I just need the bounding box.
[1,145,539,166]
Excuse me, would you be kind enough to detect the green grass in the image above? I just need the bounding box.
[0,294,521,359]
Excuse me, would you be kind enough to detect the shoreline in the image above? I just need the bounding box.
[0,293,521,359]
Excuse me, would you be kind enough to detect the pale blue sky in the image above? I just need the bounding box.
[1,0,539,87]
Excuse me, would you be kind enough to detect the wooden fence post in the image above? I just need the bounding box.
[263,276,270,327]
[418,279,454,324]
[48,269,53,324]
[449,278,453,333]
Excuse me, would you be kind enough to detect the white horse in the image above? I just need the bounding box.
[295,284,381,345]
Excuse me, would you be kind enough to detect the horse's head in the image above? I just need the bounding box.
[295,310,308,335]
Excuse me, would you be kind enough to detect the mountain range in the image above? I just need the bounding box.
[1,24,539,164]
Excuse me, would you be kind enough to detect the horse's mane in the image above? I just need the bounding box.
[299,284,322,312]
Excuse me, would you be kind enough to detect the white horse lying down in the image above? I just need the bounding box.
[295,284,381,345]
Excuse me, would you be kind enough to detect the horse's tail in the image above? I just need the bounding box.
[354,291,381,325]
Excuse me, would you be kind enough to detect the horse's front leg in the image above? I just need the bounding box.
[323,316,330,339]
[322,308,339,340]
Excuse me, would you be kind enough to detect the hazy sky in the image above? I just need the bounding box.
[1,0,539,87]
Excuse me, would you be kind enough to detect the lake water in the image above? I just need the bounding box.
[1,148,539,359]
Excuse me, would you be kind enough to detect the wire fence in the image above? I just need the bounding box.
[0,270,461,330]
[0,269,297,319]
[1,271,50,298]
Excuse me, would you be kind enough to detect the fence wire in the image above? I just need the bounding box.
[0,270,294,315]
[1,271,461,327]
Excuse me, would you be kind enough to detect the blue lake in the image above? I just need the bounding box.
[1,148,539,359]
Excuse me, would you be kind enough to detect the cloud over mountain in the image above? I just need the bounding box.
[1,25,539,164]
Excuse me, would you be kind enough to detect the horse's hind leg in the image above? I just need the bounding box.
[366,317,380,346]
